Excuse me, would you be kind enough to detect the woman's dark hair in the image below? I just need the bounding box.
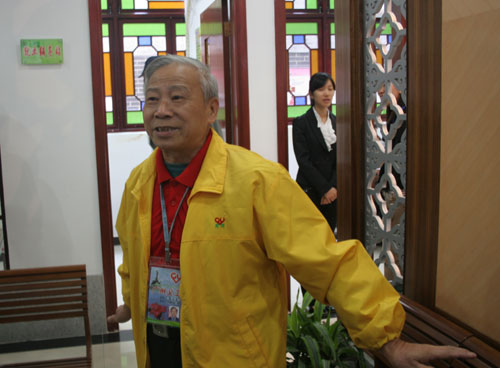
[309,72,335,106]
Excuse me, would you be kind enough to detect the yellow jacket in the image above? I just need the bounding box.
[116,130,405,368]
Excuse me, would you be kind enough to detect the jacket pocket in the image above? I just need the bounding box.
[236,316,270,368]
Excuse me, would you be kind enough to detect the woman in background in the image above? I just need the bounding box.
[293,72,337,233]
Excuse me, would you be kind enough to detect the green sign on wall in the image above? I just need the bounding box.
[20,39,63,65]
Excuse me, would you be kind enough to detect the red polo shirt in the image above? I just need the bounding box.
[150,131,212,259]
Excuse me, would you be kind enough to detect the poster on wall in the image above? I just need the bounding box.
[20,39,63,65]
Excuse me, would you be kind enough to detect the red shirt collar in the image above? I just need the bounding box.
[155,130,213,187]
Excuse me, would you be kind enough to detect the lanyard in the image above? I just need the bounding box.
[159,182,190,263]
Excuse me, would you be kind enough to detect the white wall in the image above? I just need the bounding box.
[246,0,278,162]
[0,0,103,275]
[108,132,152,238]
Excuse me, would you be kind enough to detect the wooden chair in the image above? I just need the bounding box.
[0,265,92,367]
[373,295,500,367]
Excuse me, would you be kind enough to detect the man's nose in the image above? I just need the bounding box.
[154,99,173,118]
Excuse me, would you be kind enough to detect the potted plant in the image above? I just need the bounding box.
[287,291,368,367]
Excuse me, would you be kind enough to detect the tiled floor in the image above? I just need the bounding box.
[1,340,138,367]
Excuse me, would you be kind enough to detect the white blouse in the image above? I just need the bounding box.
[313,107,336,151]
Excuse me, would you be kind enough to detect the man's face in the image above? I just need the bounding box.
[143,63,219,163]
[170,307,178,318]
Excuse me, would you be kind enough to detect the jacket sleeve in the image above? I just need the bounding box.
[292,115,334,196]
[115,181,132,308]
[256,165,405,350]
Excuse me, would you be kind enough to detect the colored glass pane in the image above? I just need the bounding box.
[285,2,293,9]
[102,24,109,37]
[331,23,335,34]
[152,37,167,51]
[310,49,318,75]
[121,0,134,9]
[305,35,318,49]
[292,0,306,9]
[103,53,112,96]
[176,36,186,52]
[121,0,185,10]
[286,23,318,35]
[106,96,113,112]
[124,53,135,96]
[288,106,309,118]
[149,1,184,10]
[330,0,334,10]
[306,0,318,9]
[293,35,305,44]
[138,36,152,46]
[123,23,166,37]
[176,23,186,36]
[296,96,307,106]
[127,111,144,124]
[106,112,114,125]
[101,0,108,10]
[331,49,336,82]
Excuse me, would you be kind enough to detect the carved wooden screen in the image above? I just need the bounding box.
[364,0,407,289]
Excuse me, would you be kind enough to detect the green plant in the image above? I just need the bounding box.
[287,291,367,368]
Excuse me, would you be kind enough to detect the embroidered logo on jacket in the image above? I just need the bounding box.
[215,217,225,228]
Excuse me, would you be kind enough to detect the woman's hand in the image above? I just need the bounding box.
[320,187,337,205]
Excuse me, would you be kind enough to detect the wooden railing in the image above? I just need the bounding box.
[373,295,500,367]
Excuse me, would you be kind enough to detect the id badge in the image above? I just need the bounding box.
[146,256,181,327]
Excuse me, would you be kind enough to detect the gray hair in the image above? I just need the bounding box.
[143,54,219,102]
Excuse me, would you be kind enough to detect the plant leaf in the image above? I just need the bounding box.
[300,335,322,368]
[312,299,325,322]
[301,291,314,312]
[309,321,337,360]
[288,307,300,338]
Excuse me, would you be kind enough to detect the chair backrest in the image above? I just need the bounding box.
[0,264,91,367]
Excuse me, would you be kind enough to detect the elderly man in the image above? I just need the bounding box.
[108,55,474,368]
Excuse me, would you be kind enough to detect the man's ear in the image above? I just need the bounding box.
[207,97,219,124]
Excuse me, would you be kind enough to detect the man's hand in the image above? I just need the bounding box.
[107,304,132,324]
[379,338,476,368]
[320,187,337,205]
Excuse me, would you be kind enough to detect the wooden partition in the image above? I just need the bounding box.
[437,0,500,344]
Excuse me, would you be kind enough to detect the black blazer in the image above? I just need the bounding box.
[292,107,337,198]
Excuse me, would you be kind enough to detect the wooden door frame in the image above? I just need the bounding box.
[88,0,117,331]
[277,0,443,308]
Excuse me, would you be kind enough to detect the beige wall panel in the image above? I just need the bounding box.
[438,2,500,342]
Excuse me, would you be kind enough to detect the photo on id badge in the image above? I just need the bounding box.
[147,257,181,327]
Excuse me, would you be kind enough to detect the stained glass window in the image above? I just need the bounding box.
[121,0,184,10]
[122,23,167,125]
[102,1,185,130]
[286,22,319,118]
[285,0,336,119]
[102,23,113,125]
[176,22,186,56]
[285,0,319,10]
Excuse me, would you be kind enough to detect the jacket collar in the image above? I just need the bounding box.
[129,128,227,204]
[306,107,330,152]
[188,128,227,203]
[131,149,157,202]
